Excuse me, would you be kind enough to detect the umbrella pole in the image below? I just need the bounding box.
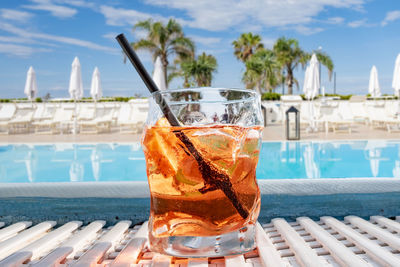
[73,99,77,135]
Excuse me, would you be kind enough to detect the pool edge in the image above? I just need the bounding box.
[1,178,400,198]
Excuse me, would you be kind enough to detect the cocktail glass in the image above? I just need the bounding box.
[142,87,264,257]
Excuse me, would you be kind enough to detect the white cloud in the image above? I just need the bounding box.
[188,35,222,46]
[0,9,33,23]
[0,35,33,44]
[144,0,365,32]
[347,19,367,28]
[55,0,95,8]
[0,43,51,57]
[325,17,345,24]
[99,5,167,26]
[102,32,119,41]
[381,10,400,26]
[293,25,324,35]
[261,38,277,49]
[23,0,77,18]
[132,29,148,40]
[0,22,117,53]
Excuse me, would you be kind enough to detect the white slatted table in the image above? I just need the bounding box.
[0,216,399,266]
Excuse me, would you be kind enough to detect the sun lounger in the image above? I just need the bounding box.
[32,108,74,134]
[6,107,36,134]
[79,107,114,134]
[76,105,95,121]
[1,216,400,266]
[0,104,16,122]
[118,104,142,134]
[368,106,400,132]
[326,101,354,133]
[32,104,56,123]
[0,104,17,133]
[349,96,369,124]
[299,101,315,130]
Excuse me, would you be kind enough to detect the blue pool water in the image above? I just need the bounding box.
[0,140,399,183]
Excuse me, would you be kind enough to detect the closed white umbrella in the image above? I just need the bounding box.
[303,54,320,132]
[68,57,83,134]
[368,65,381,98]
[302,65,310,97]
[153,56,167,90]
[90,67,102,101]
[392,54,400,115]
[393,54,400,97]
[69,57,83,100]
[305,54,320,100]
[24,66,37,101]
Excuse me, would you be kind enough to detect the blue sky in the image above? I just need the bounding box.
[0,0,399,98]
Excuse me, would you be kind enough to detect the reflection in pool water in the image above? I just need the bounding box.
[0,140,399,183]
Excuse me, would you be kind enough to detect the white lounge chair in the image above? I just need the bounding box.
[33,108,74,134]
[118,104,141,133]
[6,107,36,134]
[326,102,354,133]
[368,106,400,132]
[0,104,17,133]
[79,107,114,134]
[77,105,95,121]
[349,96,369,124]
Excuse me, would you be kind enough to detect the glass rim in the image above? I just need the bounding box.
[151,87,260,105]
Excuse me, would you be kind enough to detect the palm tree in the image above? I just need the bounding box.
[181,52,218,87]
[243,48,281,94]
[273,37,306,95]
[232,33,264,63]
[132,19,195,87]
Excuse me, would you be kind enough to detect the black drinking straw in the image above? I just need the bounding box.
[115,33,248,219]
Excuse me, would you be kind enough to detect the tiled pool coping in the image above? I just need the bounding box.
[1,178,400,198]
[2,179,400,226]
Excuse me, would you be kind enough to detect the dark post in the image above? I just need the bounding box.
[286,106,300,140]
[261,104,267,126]
[334,71,336,95]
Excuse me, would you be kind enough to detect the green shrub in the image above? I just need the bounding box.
[35,97,42,103]
[261,92,281,101]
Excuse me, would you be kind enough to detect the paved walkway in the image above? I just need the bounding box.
[0,123,399,143]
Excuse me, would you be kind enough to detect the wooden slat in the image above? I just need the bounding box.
[0,221,56,261]
[322,216,400,266]
[109,222,148,267]
[0,221,81,266]
[225,255,246,267]
[71,220,131,267]
[346,215,400,250]
[151,253,171,267]
[297,217,367,267]
[272,218,326,267]
[33,220,105,267]
[0,222,32,242]
[60,220,106,258]
[371,216,400,233]
[187,258,209,267]
[255,222,285,267]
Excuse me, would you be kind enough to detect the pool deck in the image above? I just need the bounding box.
[0,122,398,143]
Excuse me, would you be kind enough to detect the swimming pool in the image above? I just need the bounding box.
[0,140,399,183]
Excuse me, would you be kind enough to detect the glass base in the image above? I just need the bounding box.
[149,224,256,258]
